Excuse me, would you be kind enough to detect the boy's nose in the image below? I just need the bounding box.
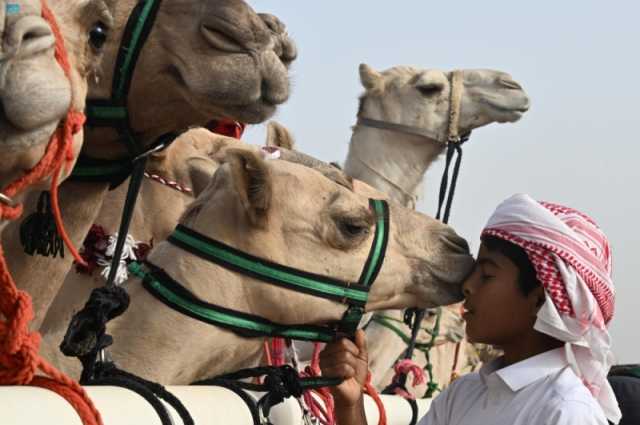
[461,268,477,297]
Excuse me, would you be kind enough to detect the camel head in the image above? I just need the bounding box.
[0,0,115,189]
[358,64,530,142]
[179,149,475,327]
[85,0,297,157]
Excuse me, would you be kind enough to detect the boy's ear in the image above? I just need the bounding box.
[225,148,272,227]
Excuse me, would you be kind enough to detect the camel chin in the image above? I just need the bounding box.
[0,0,112,190]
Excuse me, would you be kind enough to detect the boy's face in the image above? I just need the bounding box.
[462,243,541,346]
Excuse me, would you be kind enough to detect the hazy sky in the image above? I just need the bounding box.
[244,1,639,363]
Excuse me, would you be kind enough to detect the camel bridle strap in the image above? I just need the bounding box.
[69,0,166,186]
[136,199,390,341]
[356,70,468,146]
[84,0,162,155]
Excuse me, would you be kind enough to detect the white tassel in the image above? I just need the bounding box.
[98,259,129,285]
[96,232,141,285]
[105,232,139,261]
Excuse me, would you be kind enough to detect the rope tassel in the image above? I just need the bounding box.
[19,191,64,258]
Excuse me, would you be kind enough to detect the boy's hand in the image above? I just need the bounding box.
[319,329,368,407]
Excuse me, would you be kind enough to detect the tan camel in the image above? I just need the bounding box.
[41,144,474,384]
[41,129,356,335]
[2,0,297,329]
[0,0,116,229]
[345,64,530,392]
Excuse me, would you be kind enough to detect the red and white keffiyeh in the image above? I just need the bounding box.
[482,194,621,424]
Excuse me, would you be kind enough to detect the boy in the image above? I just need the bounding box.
[320,194,621,424]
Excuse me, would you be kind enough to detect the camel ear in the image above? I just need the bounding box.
[226,148,272,226]
[359,63,384,92]
[187,157,219,197]
[266,121,295,150]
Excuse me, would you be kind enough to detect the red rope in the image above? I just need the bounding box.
[390,359,426,399]
[364,371,387,425]
[302,342,336,425]
[0,1,100,424]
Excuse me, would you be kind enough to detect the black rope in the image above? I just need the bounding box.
[406,396,419,425]
[87,376,174,425]
[435,137,467,223]
[390,134,469,402]
[83,361,194,425]
[195,365,342,424]
[60,157,147,367]
[104,158,147,287]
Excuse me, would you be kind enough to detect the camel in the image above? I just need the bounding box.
[41,128,355,336]
[0,0,117,229]
[2,0,297,329]
[40,144,475,384]
[344,64,530,392]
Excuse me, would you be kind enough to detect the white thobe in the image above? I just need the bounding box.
[417,348,609,425]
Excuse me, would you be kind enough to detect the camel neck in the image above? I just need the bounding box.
[344,126,444,208]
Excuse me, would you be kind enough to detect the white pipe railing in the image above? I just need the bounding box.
[1,386,432,424]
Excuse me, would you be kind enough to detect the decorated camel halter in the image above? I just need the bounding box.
[131,199,390,342]
[70,0,179,188]
[357,70,467,146]
[355,70,469,213]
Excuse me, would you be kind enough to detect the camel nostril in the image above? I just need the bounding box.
[5,16,55,59]
[499,78,523,91]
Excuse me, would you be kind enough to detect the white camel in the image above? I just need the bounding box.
[345,63,530,392]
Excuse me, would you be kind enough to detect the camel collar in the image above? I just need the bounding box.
[356,70,469,146]
[131,199,390,341]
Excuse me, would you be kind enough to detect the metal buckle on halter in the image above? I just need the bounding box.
[0,192,16,207]
[133,142,168,162]
[97,348,113,365]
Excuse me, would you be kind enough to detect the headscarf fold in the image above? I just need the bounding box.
[482,194,621,424]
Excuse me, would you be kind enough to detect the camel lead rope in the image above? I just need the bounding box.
[0,2,100,424]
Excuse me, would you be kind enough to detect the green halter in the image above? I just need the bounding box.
[129,199,390,341]
[71,0,169,186]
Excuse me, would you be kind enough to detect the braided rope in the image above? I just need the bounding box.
[0,2,101,424]
[143,172,193,195]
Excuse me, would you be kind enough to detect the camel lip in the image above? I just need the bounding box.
[482,95,531,115]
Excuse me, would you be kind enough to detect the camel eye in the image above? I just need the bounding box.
[416,83,443,96]
[89,22,108,51]
[338,219,370,238]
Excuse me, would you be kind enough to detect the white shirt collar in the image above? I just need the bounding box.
[480,347,569,392]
